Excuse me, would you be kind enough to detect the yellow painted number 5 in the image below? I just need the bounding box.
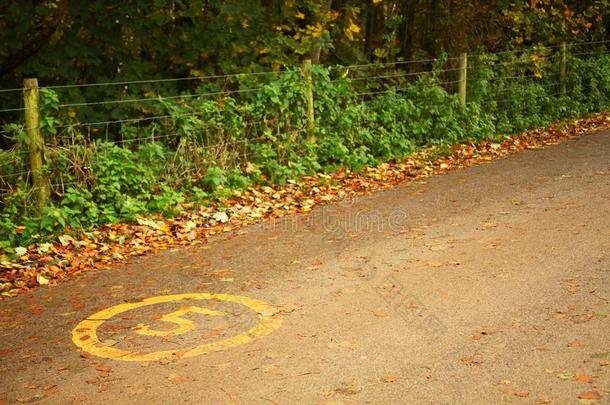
[136,306,225,337]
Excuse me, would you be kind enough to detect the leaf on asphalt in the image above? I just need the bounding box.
[16,394,46,403]
[334,379,361,395]
[278,304,299,314]
[100,339,118,347]
[556,371,574,380]
[167,374,193,384]
[28,304,44,315]
[382,374,398,383]
[460,355,482,365]
[578,391,602,400]
[373,309,389,317]
[95,365,112,374]
[574,373,594,383]
[514,391,529,398]
[566,285,580,294]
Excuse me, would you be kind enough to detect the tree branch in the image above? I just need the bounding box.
[0,0,70,78]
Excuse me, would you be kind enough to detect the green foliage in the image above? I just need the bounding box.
[1,50,610,252]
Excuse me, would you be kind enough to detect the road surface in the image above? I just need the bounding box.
[1,130,609,404]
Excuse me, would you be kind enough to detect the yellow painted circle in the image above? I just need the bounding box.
[71,293,283,362]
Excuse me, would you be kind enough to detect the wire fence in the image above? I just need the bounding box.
[0,40,607,116]
[1,39,609,197]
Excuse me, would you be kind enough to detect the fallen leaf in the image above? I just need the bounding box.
[16,394,45,403]
[460,355,481,365]
[36,274,50,285]
[95,365,112,374]
[334,379,361,395]
[373,309,388,317]
[14,247,27,257]
[28,304,44,315]
[514,391,529,398]
[382,374,398,383]
[574,373,593,383]
[567,285,580,294]
[212,212,229,223]
[167,374,193,384]
[578,390,602,400]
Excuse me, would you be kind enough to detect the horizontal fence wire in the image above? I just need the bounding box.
[55,65,471,109]
[569,39,610,48]
[0,146,266,195]
[0,38,605,94]
[0,106,26,114]
[0,47,599,116]
[0,170,33,180]
[486,82,557,94]
[342,55,463,70]
[1,118,295,151]
[570,50,610,57]
[0,69,585,137]
[355,80,462,96]
[0,129,300,194]
[467,39,610,59]
[469,59,551,69]
[490,72,560,81]
[42,70,283,91]
[346,66,464,82]
[57,86,268,110]
[0,87,26,94]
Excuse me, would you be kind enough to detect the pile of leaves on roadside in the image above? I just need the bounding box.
[1,112,609,298]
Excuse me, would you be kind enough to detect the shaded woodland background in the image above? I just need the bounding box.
[1,1,609,89]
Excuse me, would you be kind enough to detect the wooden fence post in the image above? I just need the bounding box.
[560,42,567,97]
[458,52,468,107]
[302,59,316,139]
[23,78,50,216]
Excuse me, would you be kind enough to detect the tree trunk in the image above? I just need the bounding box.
[398,0,418,62]
[364,2,386,60]
[309,0,333,64]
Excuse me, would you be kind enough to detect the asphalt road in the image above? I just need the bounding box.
[1,130,609,404]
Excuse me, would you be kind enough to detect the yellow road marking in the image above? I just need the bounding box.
[71,293,282,362]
